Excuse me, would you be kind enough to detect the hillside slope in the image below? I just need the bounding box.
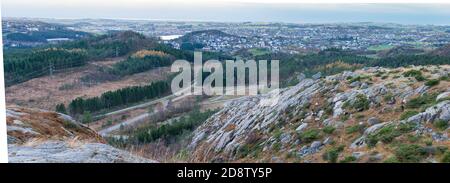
[189,65,450,163]
[6,106,155,163]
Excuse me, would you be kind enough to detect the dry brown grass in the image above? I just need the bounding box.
[5,59,170,110]
[7,106,104,144]
[131,50,169,58]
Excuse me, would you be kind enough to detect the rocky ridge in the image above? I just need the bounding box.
[189,65,450,163]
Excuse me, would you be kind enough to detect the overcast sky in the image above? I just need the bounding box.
[2,0,450,25]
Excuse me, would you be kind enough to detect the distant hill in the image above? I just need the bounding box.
[3,20,91,48]
[176,29,237,42]
[6,29,90,42]
[3,31,163,86]
[377,45,425,58]
[61,31,160,59]
[431,44,450,57]
[173,30,239,51]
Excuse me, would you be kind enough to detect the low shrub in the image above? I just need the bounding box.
[340,156,357,163]
[441,151,450,163]
[400,110,419,120]
[405,93,438,109]
[343,94,370,112]
[322,126,336,134]
[322,145,345,163]
[383,156,400,163]
[299,129,320,143]
[394,144,427,163]
[425,79,440,87]
[433,120,449,131]
[403,70,422,77]
[367,123,414,147]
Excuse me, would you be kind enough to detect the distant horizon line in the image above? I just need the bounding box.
[3,16,450,26]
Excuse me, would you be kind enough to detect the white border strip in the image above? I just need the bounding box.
[0,2,8,163]
[219,0,450,3]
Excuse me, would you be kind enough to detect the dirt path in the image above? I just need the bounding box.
[98,112,152,136]
[94,94,174,119]
[97,94,240,136]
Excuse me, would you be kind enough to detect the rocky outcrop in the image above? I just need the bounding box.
[189,78,325,161]
[9,141,154,163]
[7,106,155,163]
[188,65,450,163]
[406,101,450,124]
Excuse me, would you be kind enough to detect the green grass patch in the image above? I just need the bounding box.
[403,70,422,78]
[366,123,415,147]
[340,156,357,163]
[322,145,345,163]
[434,120,449,131]
[383,156,400,163]
[298,129,320,143]
[322,126,336,134]
[345,125,364,134]
[248,48,270,56]
[442,151,450,163]
[367,44,394,51]
[400,110,419,120]
[343,94,370,112]
[405,93,438,109]
[394,144,427,163]
[403,70,426,81]
[425,79,440,87]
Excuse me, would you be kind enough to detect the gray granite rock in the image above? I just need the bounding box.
[8,141,156,163]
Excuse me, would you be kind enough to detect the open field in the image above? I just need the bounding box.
[367,44,395,51]
[5,58,171,111]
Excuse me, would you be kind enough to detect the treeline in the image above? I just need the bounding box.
[130,109,217,144]
[109,54,174,76]
[4,48,88,86]
[105,44,234,77]
[255,50,371,80]
[153,44,234,61]
[254,48,450,86]
[67,81,170,115]
[371,54,450,67]
[7,33,47,42]
[6,29,90,42]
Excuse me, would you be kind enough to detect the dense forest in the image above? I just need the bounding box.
[253,48,450,86]
[372,54,450,67]
[60,31,159,60]
[66,81,170,115]
[109,54,174,76]
[6,29,90,43]
[130,109,217,144]
[3,48,88,86]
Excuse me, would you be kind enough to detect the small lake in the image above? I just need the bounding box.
[160,35,182,40]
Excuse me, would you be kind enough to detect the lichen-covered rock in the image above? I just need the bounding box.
[8,141,155,163]
[295,123,308,132]
[436,92,450,101]
[407,101,450,124]
[367,117,381,126]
